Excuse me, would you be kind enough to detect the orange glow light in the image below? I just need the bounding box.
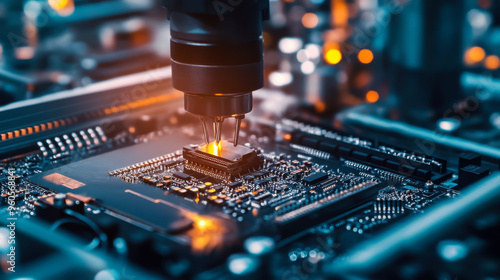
[201,141,222,157]
[302,13,319,29]
[314,101,326,113]
[48,0,75,16]
[358,49,374,64]
[283,134,292,141]
[49,0,69,9]
[484,55,500,70]
[186,213,229,253]
[325,49,342,64]
[464,46,486,65]
[366,90,379,103]
[332,0,348,27]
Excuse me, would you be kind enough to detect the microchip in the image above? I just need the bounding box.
[162,159,184,169]
[173,172,191,180]
[183,140,263,181]
[254,177,272,186]
[227,181,242,188]
[302,172,329,185]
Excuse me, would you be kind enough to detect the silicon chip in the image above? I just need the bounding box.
[183,140,263,181]
[228,181,242,188]
[255,177,272,186]
[162,159,183,169]
[173,172,191,180]
[302,172,328,185]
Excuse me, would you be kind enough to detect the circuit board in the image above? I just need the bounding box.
[1,118,492,279]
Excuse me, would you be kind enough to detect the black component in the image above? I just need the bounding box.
[253,170,270,177]
[338,146,352,158]
[370,156,386,166]
[319,142,338,155]
[255,177,272,186]
[183,140,264,180]
[416,168,432,179]
[459,152,482,169]
[227,181,242,188]
[162,159,183,169]
[292,131,447,181]
[302,172,329,185]
[255,193,272,201]
[387,0,465,123]
[352,150,369,161]
[385,160,401,170]
[173,172,191,180]
[184,92,252,117]
[302,137,319,148]
[431,171,454,184]
[277,181,382,236]
[458,165,490,189]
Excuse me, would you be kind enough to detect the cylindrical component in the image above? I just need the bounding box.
[184,92,252,117]
[163,0,269,117]
[387,0,466,124]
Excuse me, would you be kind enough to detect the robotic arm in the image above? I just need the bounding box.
[162,0,270,147]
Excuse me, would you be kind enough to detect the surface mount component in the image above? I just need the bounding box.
[183,140,264,181]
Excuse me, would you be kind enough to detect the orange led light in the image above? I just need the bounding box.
[325,49,342,64]
[484,55,500,70]
[366,90,379,103]
[464,46,485,65]
[302,13,319,29]
[358,49,374,64]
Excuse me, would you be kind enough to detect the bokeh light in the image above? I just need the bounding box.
[484,55,500,70]
[464,46,485,65]
[302,13,319,29]
[365,90,379,103]
[358,49,374,64]
[325,49,342,64]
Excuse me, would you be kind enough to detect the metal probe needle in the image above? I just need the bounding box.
[214,122,222,145]
[200,117,209,144]
[233,117,242,147]
[214,117,223,146]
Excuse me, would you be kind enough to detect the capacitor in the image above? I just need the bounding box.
[425,180,435,192]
